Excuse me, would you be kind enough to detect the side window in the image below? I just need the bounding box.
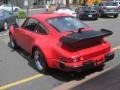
[36,23,48,34]
[22,18,39,32]
[3,11,11,17]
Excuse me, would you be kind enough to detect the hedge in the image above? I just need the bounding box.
[18,10,27,19]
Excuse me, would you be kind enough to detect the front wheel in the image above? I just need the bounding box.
[15,8,19,12]
[3,22,8,31]
[9,34,17,49]
[33,49,48,73]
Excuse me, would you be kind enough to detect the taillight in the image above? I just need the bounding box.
[61,56,80,63]
[93,11,98,14]
[117,6,120,10]
[102,6,106,10]
[80,11,84,14]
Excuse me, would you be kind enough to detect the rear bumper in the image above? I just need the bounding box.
[105,51,114,62]
[80,14,98,20]
[59,51,114,72]
[102,12,119,15]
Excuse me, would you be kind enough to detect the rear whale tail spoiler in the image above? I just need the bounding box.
[100,29,113,37]
[60,29,113,44]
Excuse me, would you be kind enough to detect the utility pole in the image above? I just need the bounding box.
[66,0,69,7]
[11,0,14,14]
[24,0,29,16]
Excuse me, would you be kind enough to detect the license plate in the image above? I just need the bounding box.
[110,9,114,12]
[88,15,92,17]
[83,61,94,70]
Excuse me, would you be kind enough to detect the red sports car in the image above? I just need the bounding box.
[9,13,114,73]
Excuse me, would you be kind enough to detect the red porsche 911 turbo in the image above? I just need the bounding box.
[9,13,114,73]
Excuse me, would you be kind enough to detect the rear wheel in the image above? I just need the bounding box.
[93,16,98,20]
[96,64,105,71]
[33,49,48,73]
[114,14,118,18]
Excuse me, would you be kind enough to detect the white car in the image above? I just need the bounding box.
[0,4,20,12]
[115,0,120,11]
[54,7,76,17]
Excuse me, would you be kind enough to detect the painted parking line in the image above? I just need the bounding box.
[113,46,120,50]
[0,74,44,90]
[0,45,120,90]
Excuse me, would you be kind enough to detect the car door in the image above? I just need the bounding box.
[15,18,39,52]
[3,10,14,26]
[26,22,49,53]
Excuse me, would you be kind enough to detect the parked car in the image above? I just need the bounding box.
[76,6,98,20]
[0,4,20,12]
[54,7,76,17]
[9,13,114,73]
[97,1,119,18]
[115,0,120,11]
[0,10,18,31]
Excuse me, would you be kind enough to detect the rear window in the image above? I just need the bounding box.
[47,16,87,32]
[104,2,117,6]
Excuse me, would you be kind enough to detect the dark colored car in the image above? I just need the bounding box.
[76,6,98,20]
[56,6,71,11]
[0,9,18,31]
[97,1,119,18]
[9,13,114,73]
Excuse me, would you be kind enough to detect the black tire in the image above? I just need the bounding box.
[33,48,48,73]
[79,15,82,20]
[93,17,98,20]
[9,34,18,49]
[96,64,105,71]
[114,14,118,18]
[3,21,8,31]
[15,8,19,12]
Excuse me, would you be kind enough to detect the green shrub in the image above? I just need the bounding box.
[18,10,27,19]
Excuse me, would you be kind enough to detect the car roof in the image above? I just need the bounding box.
[30,13,70,21]
[56,7,72,10]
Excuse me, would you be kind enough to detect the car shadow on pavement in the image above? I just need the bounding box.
[100,16,118,19]
[8,42,104,82]
[71,64,120,90]
[47,67,103,82]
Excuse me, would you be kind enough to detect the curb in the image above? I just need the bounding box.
[52,67,113,90]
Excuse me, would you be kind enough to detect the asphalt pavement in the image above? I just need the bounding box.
[71,56,120,90]
[0,16,120,90]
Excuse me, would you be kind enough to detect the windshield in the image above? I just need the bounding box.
[47,16,87,32]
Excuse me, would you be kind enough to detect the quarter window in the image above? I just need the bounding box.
[36,23,48,34]
[22,18,39,32]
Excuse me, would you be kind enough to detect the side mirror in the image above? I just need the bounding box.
[13,23,19,29]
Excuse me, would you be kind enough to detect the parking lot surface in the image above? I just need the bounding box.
[0,16,120,90]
